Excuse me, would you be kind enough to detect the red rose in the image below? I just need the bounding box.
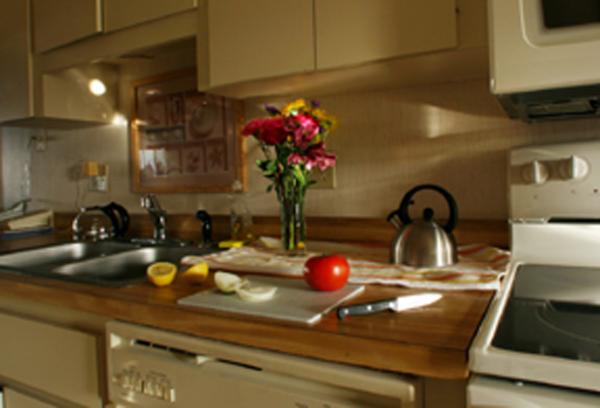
[241,118,266,136]
[242,117,287,145]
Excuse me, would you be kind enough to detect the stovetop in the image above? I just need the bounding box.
[493,264,600,363]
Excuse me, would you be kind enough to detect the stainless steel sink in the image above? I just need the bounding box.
[0,241,138,270]
[0,242,218,286]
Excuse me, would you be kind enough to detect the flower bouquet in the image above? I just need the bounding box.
[242,99,337,252]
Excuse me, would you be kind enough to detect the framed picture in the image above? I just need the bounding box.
[130,68,246,193]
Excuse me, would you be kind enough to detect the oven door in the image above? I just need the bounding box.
[469,376,600,408]
[490,0,600,94]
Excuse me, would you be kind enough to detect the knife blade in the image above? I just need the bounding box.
[336,292,442,320]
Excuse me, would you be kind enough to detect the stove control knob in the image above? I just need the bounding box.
[557,155,588,181]
[521,160,549,185]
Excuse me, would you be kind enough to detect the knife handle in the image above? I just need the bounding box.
[337,299,392,320]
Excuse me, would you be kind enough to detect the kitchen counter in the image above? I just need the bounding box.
[0,235,493,380]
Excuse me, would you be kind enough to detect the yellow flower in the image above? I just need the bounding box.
[312,108,337,130]
[282,98,308,116]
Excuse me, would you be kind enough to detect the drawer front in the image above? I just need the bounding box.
[0,312,101,407]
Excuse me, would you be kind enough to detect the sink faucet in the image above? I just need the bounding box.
[140,194,167,241]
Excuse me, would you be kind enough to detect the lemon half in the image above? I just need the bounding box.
[147,262,177,287]
[181,262,209,284]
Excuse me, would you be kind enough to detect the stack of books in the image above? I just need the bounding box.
[0,209,54,239]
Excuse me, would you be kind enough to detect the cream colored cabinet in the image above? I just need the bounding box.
[3,388,56,408]
[32,0,102,53]
[0,311,102,407]
[198,0,461,93]
[315,0,457,70]
[198,0,315,89]
[103,0,197,32]
[0,0,32,123]
[0,0,117,127]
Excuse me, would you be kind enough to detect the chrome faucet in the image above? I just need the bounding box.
[140,194,167,241]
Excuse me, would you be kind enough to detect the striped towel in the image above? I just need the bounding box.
[183,241,509,291]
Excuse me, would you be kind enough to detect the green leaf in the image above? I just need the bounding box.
[292,165,306,187]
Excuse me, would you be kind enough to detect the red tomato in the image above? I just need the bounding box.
[303,254,350,291]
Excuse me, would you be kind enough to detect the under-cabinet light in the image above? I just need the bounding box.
[88,78,107,96]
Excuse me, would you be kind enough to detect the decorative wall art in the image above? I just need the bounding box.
[130,69,246,193]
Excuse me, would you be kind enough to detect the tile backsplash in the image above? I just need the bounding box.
[9,78,600,220]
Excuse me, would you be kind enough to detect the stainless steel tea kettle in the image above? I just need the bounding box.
[387,184,458,268]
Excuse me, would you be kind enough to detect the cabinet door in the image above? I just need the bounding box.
[32,0,102,53]
[3,388,55,408]
[0,312,101,407]
[315,0,458,70]
[103,0,197,32]
[202,0,315,88]
[0,0,32,122]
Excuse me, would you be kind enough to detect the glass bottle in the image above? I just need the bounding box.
[229,180,253,241]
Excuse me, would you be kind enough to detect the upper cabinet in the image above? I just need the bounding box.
[0,0,117,127]
[197,0,475,97]
[0,0,32,123]
[314,0,457,70]
[1,0,199,128]
[199,0,314,88]
[32,0,102,53]
[103,0,197,32]
[31,0,198,53]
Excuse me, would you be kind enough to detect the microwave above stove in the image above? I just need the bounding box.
[489,0,600,122]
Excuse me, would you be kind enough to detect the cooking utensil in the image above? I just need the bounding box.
[336,292,442,320]
[387,184,458,268]
[100,202,130,238]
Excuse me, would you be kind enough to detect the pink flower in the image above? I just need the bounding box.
[287,143,336,171]
[287,153,304,166]
[242,117,287,145]
[305,143,336,171]
[287,114,319,148]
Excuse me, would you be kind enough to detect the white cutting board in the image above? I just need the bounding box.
[178,276,364,325]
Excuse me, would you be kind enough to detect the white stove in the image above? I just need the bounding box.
[469,140,600,407]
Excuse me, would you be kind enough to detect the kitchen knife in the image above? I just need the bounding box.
[336,292,442,320]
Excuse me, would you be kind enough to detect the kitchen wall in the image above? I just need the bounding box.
[14,77,600,221]
[1,127,31,209]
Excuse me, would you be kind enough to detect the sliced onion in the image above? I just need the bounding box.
[214,271,243,293]
[236,284,277,302]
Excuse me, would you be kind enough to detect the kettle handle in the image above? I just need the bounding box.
[398,184,458,233]
[101,202,130,237]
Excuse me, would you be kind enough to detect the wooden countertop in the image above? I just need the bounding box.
[0,235,493,380]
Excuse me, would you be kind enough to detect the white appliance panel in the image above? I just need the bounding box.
[490,0,600,94]
[470,139,600,405]
[469,376,600,408]
[509,140,600,222]
[106,321,418,408]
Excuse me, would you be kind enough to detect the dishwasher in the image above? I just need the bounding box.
[106,321,418,407]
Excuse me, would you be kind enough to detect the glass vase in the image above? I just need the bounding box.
[276,178,306,254]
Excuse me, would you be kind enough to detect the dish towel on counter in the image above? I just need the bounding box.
[183,240,510,291]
